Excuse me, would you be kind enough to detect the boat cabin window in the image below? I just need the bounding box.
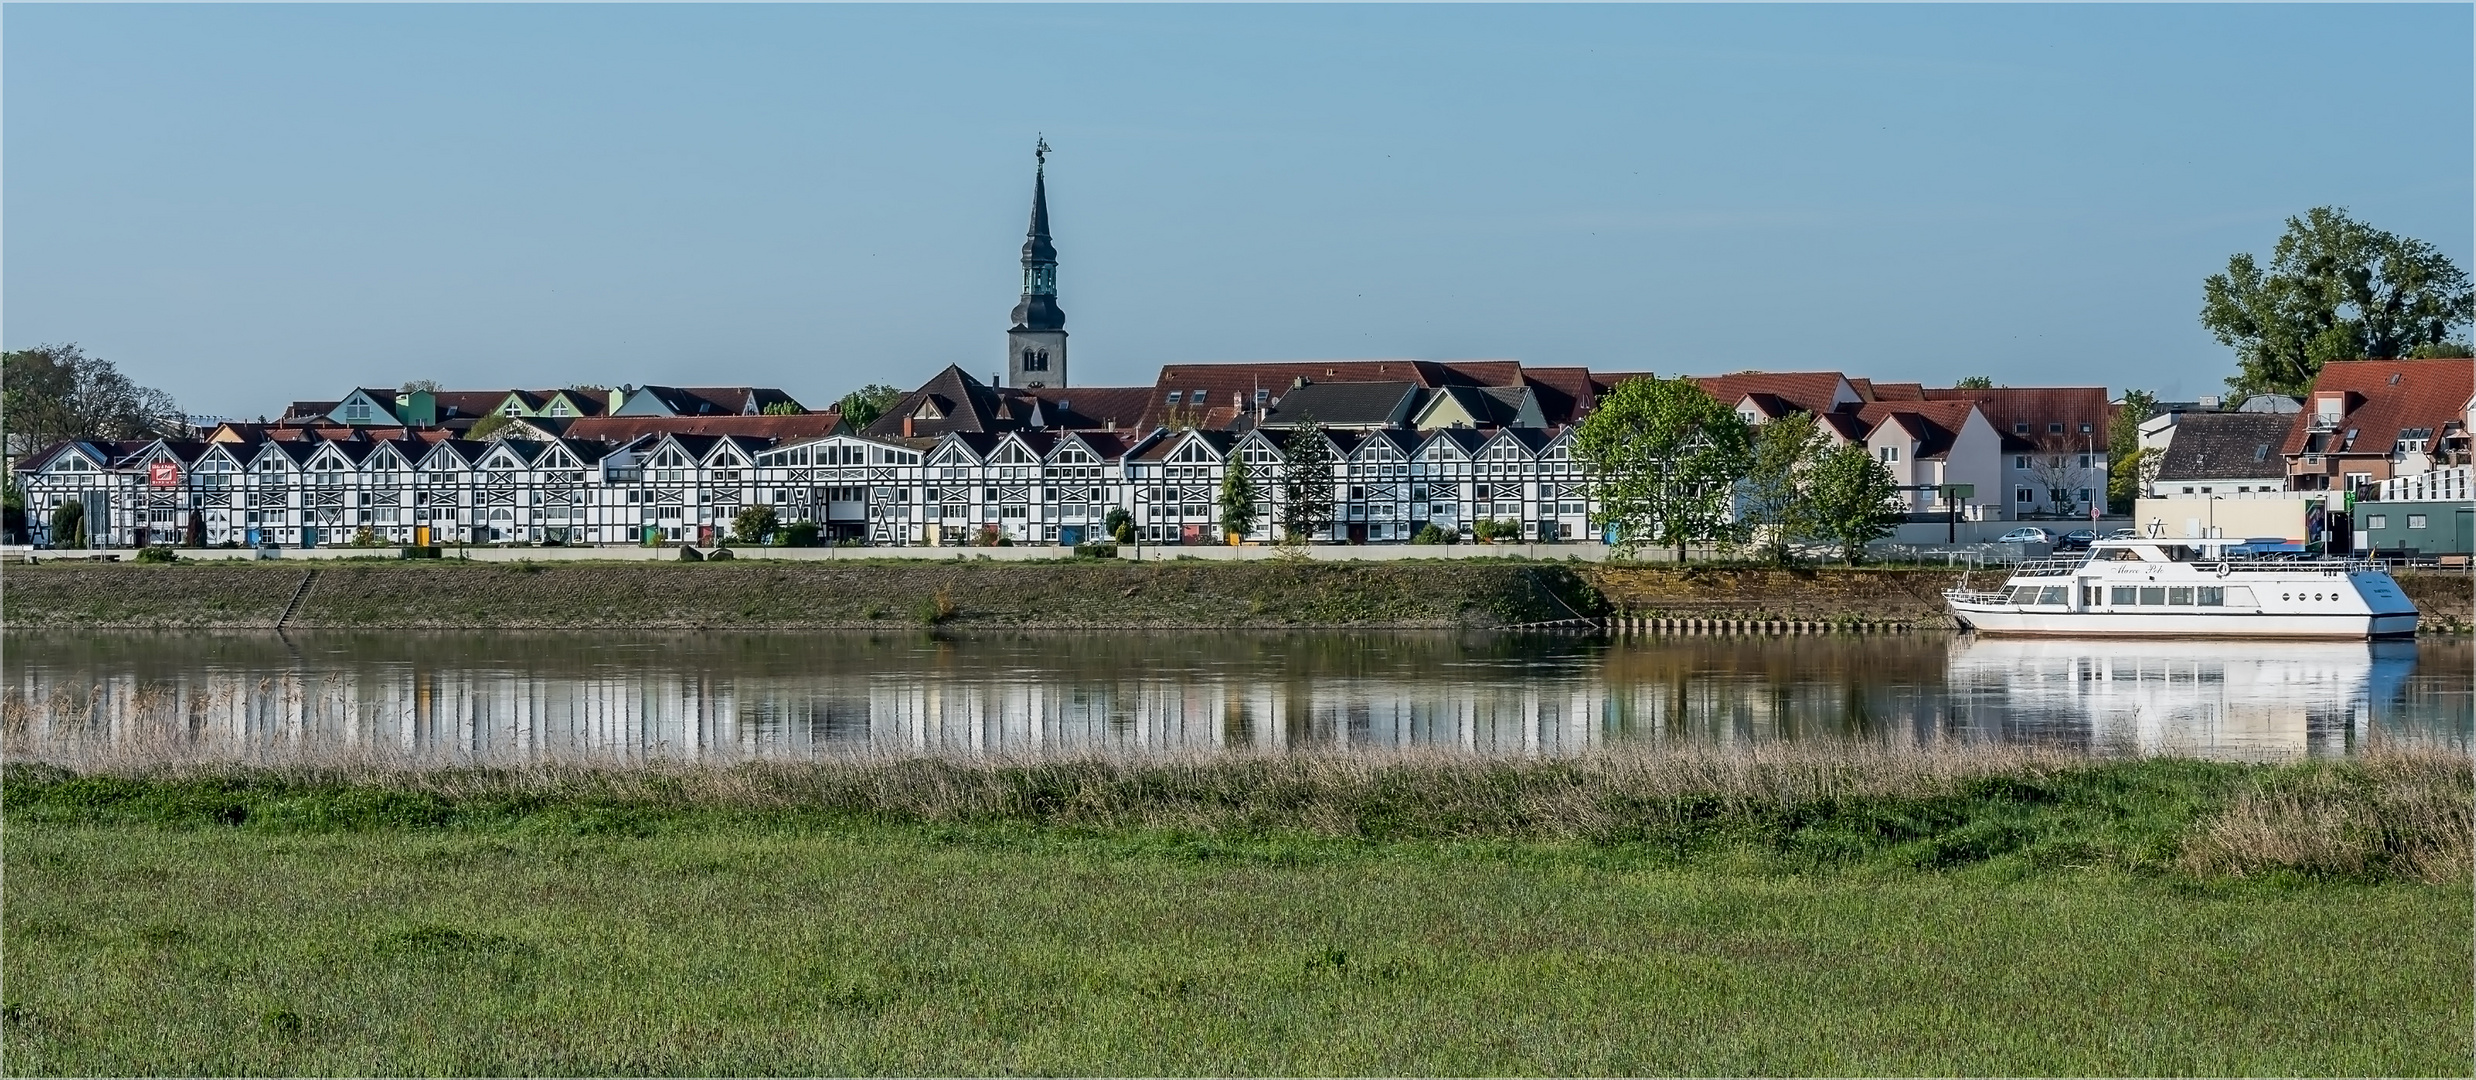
[2038,586,2067,606]
[2196,587,2225,607]
[2110,586,2136,605]
[2098,548,2145,561]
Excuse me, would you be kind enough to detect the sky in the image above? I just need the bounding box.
[5,4,2471,420]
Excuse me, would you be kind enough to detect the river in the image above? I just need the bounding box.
[3,631,2467,765]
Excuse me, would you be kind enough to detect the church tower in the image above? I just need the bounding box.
[1007,139,1066,388]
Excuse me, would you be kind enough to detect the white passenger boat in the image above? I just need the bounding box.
[1944,538,2419,639]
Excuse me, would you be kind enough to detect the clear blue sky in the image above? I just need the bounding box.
[7,4,2470,418]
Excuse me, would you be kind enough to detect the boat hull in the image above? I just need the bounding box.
[1950,605,2418,640]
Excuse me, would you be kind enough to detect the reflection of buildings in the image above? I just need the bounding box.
[4,633,2456,765]
[3,662,1619,763]
[1943,638,2412,758]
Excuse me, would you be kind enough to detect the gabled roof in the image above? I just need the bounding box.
[1418,427,1492,456]
[2282,359,2476,459]
[1144,360,1525,430]
[865,365,1011,439]
[1013,386,1155,431]
[2154,412,2296,482]
[556,413,845,443]
[1856,400,1980,460]
[621,385,803,417]
[1260,381,1421,428]
[1924,386,2110,452]
[1520,367,1597,427]
[1693,372,1860,417]
[1132,429,1238,462]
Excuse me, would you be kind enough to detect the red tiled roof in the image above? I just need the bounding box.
[2281,359,2476,459]
[1692,372,1855,417]
[1924,386,2110,451]
[1856,400,1981,460]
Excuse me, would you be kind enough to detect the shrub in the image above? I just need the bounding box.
[400,546,443,560]
[779,520,821,548]
[352,526,381,548]
[1104,508,1133,544]
[133,546,179,564]
[732,506,779,545]
[1472,518,1524,543]
[1412,523,1452,545]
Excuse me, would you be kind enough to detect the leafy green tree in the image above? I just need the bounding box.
[49,499,84,549]
[1573,376,1752,560]
[2202,207,2475,395]
[835,384,904,430]
[1737,412,1823,564]
[1411,522,1452,545]
[760,401,804,416]
[465,414,516,440]
[1103,507,1132,544]
[1279,420,1336,544]
[2108,447,2147,517]
[732,505,779,544]
[1953,375,1995,389]
[2,344,184,453]
[1801,444,1904,565]
[1217,458,1259,541]
[2107,389,2158,514]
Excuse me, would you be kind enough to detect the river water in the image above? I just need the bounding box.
[3,631,2467,765]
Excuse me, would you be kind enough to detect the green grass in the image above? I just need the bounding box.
[5,818,2467,1076]
[6,753,2473,1074]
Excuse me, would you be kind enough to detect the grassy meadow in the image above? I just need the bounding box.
[4,747,2469,1075]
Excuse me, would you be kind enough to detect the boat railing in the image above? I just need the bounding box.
[1943,588,2012,605]
[2006,558,2084,578]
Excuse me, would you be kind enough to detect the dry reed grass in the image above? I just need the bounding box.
[2179,744,2474,885]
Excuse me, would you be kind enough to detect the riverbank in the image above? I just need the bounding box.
[4,749,2468,1075]
[2,558,2464,631]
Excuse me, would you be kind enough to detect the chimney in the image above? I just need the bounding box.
[902,415,915,439]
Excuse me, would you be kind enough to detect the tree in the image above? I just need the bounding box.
[48,499,84,549]
[761,401,803,416]
[1953,375,1995,389]
[1217,458,1259,541]
[399,379,442,393]
[466,414,516,440]
[2027,452,2096,517]
[732,505,779,545]
[1737,412,1823,564]
[835,384,904,430]
[185,509,207,548]
[2108,446,2147,517]
[1103,507,1132,544]
[2106,389,2156,515]
[1572,375,1752,560]
[2,344,184,453]
[1801,444,1904,565]
[1279,420,1336,544]
[2201,207,2475,396]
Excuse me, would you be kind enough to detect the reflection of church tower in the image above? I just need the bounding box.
[1007,140,1066,388]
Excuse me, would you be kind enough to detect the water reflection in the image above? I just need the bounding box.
[3,631,2466,765]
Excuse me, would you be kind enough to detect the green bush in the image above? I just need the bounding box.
[1412,523,1452,545]
[133,546,179,564]
[732,506,779,545]
[779,520,821,548]
[1104,508,1133,544]
[399,547,443,560]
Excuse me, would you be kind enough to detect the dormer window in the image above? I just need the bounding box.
[2012,422,2029,435]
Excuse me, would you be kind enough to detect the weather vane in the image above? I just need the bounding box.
[1036,136,1050,167]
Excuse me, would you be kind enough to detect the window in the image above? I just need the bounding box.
[2198,587,2225,607]
[2167,587,2194,606]
[2079,422,2094,433]
[1165,392,1181,405]
[2013,422,2029,435]
[2014,455,2029,470]
[1879,446,1899,462]
[2138,587,2166,606]
[2048,422,2064,434]
[2036,586,2067,605]
[2077,455,2093,469]
[2367,514,2388,530]
[2017,487,2034,504]
[2408,514,2429,529]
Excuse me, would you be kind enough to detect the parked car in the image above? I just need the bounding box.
[1995,527,2055,545]
[2057,529,2098,551]
[2105,528,2140,540]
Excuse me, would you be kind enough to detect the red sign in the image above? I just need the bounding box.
[147,462,180,487]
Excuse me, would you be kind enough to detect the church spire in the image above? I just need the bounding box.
[1006,138,1067,389]
[1012,138,1063,332]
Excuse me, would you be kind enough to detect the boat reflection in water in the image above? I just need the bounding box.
[1942,637,2419,759]
[2,632,2464,766]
